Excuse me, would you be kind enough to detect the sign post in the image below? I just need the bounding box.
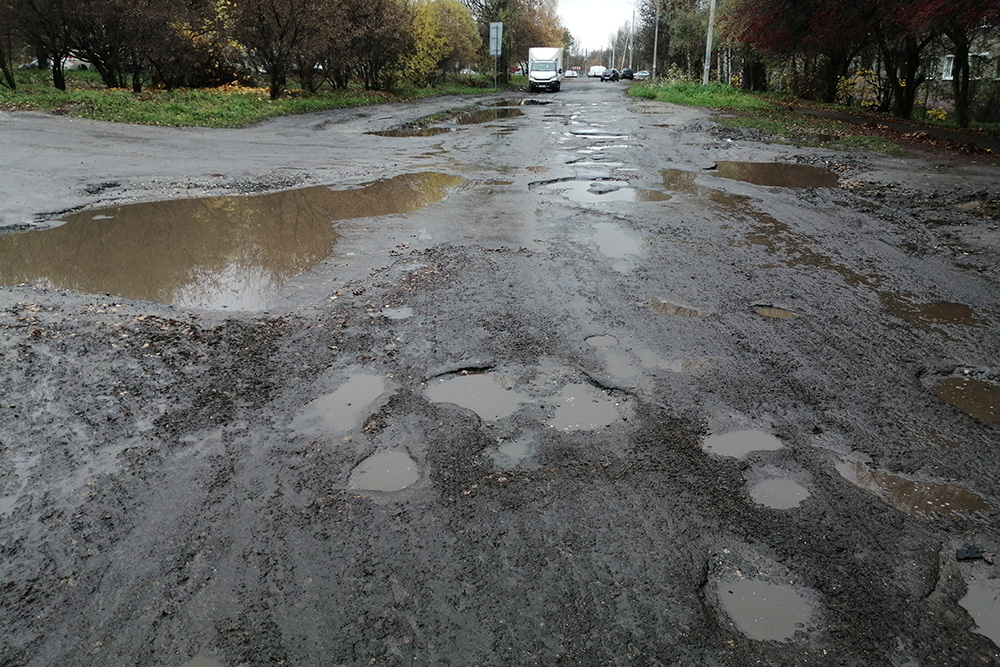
[489,22,503,89]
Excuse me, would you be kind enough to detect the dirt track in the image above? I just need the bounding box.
[1,80,999,666]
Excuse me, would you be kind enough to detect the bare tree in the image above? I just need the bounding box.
[13,0,77,90]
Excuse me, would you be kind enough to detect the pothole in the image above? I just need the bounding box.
[291,374,386,436]
[348,450,419,492]
[835,457,990,516]
[960,574,1000,648]
[424,372,527,421]
[532,178,670,204]
[547,383,620,431]
[651,299,702,317]
[0,172,465,310]
[717,579,813,642]
[456,107,524,124]
[931,374,1000,425]
[706,161,839,188]
[369,127,451,137]
[749,477,811,509]
[755,305,798,319]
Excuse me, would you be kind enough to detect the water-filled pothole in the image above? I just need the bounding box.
[535,179,670,204]
[882,293,981,328]
[348,450,419,491]
[425,372,527,421]
[456,108,524,124]
[291,374,386,435]
[835,458,990,516]
[749,478,811,509]
[489,436,535,469]
[717,579,812,642]
[548,383,619,431]
[707,162,839,188]
[651,299,702,317]
[0,172,465,310]
[585,335,618,348]
[592,222,644,258]
[960,574,1000,648]
[702,430,784,458]
[932,376,999,425]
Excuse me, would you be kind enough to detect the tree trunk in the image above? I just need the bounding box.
[52,62,66,90]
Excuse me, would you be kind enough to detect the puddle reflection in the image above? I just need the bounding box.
[933,376,1000,425]
[718,579,812,642]
[709,162,839,188]
[0,173,464,310]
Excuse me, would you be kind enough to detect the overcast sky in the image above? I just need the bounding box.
[558,0,636,54]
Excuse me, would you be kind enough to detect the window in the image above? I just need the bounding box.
[941,53,994,80]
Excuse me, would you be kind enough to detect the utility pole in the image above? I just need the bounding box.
[702,0,716,85]
[652,0,659,79]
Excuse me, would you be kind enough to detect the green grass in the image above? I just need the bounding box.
[628,80,776,111]
[628,80,906,153]
[0,69,503,128]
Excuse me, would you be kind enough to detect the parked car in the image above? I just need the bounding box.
[600,68,619,82]
[634,70,650,80]
[564,69,579,78]
[620,68,634,80]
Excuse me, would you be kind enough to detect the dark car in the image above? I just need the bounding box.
[600,68,619,82]
[620,68,634,80]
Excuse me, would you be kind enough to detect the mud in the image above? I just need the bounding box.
[1,79,999,665]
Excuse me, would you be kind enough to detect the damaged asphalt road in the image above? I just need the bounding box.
[1,80,999,665]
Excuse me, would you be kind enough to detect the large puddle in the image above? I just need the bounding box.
[424,372,527,421]
[835,458,990,516]
[717,579,812,641]
[960,574,1000,648]
[702,430,784,458]
[932,376,999,425]
[708,162,839,188]
[0,172,464,309]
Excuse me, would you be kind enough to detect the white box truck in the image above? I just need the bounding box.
[527,47,563,93]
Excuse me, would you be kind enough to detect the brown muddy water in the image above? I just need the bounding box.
[835,458,990,516]
[708,162,839,188]
[932,376,1000,425]
[0,173,464,310]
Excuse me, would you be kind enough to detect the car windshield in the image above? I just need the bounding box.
[533,62,557,71]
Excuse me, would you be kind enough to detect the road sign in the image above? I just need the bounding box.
[489,22,503,57]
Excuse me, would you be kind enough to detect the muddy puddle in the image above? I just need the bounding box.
[291,374,386,436]
[707,162,839,188]
[348,450,419,492]
[702,430,784,458]
[717,579,812,642]
[960,574,1000,648]
[534,179,670,204]
[835,458,990,516]
[932,376,1000,425]
[882,293,982,328]
[548,383,619,431]
[425,372,527,421]
[456,108,524,124]
[749,477,811,509]
[651,299,702,317]
[0,172,464,310]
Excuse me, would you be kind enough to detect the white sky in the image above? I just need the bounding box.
[558,0,636,54]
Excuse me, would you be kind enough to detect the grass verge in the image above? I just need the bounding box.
[628,80,924,154]
[0,70,503,128]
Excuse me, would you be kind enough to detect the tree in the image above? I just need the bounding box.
[405,0,480,84]
[917,0,1000,127]
[13,0,78,90]
[229,0,324,99]
[0,0,19,89]
[344,0,414,90]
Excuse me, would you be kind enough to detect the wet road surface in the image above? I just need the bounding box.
[1,79,999,665]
